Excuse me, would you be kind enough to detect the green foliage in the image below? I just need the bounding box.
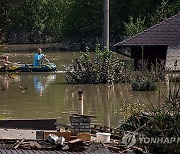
[151,0,180,25]
[1,0,180,41]
[131,77,156,91]
[131,60,165,91]
[65,45,131,84]
[120,85,180,153]
[60,0,103,39]
[66,49,165,87]
[2,0,70,37]
[124,16,147,37]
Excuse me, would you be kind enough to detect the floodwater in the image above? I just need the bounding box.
[0,51,167,128]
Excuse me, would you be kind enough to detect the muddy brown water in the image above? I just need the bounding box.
[0,51,167,128]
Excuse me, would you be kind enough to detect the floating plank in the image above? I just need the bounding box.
[0,119,57,130]
[72,114,96,118]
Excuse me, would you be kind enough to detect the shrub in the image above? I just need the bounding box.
[65,45,132,84]
[131,60,165,91]
[120,86,180,153]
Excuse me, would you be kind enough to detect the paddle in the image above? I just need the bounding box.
[43,55,51,64]
[43,55,57,71]
[45,58,51,64]
[43,56,55,69]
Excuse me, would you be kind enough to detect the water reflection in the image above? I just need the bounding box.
[33,74,56,96]
[63,83,162,128]
[0,72,168,128]
[0,73,56,94]
[0,74,20,90]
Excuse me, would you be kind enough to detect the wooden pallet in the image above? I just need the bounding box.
[91,125,123,140]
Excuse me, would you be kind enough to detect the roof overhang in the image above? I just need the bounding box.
[114,44,168,48]
[114,13,180,49]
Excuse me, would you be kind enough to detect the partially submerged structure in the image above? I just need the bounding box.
[114,13,180,70]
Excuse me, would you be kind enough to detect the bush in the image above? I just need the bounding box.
[65,45,132,84]
[131,60,165,91]
[131,76,156,91]
[120,86,180,153]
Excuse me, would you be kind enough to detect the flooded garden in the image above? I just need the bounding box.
[1,49,180,153]
[0,50,169,128]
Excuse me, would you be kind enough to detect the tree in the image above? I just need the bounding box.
[1,0,180,43]
[151,0,180,25]
[110,0,158,39]
[124,16,146,37]
[60,0,103,39]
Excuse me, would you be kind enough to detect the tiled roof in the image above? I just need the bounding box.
[114,13,180,47]
[0,149,93,154]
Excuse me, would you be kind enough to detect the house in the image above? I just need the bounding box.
[114,13,180,70]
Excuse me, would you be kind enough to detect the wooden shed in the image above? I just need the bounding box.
[114,13,180,70]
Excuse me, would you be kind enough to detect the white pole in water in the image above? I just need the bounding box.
[103,0,109,51]
[78,91,84,115]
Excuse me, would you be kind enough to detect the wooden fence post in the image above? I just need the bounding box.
[78,91,83,115]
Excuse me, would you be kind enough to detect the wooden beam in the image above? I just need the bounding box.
[0,119,57,130]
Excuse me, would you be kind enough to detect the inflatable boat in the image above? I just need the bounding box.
[0,63,57,72]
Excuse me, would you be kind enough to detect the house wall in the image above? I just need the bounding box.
[166,46,180,70]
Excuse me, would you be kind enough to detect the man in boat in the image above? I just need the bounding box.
[33,48,50,66]
[0,56,14,71]
[0,56,12,69]
[2,56,11,66]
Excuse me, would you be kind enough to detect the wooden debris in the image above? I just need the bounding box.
[122,146,146,154]
[72,113,96,118]
[44,131,74,141]
[77,132,91,141]
[107,145,121,153]
[19,141,42,150]
[29,141,42,149]
[61,145,69,151]
[0,119,57,130]
[56,123,72,131]
[14,139,24,149]
[85,142,111,153]
[68,139,84,152]
[91,124,123,140]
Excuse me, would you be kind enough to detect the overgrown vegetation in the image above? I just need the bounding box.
[120,83,180,153]
[1,0,180,43]
[65,45,132,84]
[66,46,165,92]
[124,16,147,37]
[131,60,165,91]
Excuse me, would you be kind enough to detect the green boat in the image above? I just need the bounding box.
[0,63,57,72]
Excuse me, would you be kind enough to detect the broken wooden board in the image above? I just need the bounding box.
[77,133,91,141]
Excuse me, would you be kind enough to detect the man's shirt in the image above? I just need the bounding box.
[33,53,44,66]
